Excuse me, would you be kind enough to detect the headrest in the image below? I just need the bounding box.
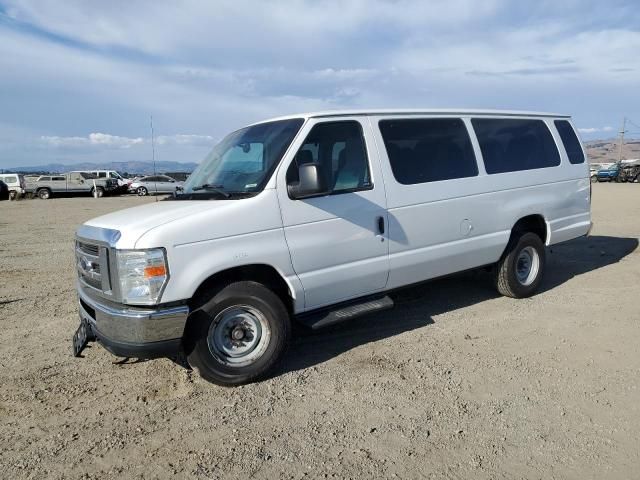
[296,150,314,165]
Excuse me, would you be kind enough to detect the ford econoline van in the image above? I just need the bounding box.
[73,109,591,385]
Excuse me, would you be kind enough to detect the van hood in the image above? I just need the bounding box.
[79,190,282,249]
[83,200,233,248]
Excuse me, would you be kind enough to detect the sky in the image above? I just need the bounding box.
[1,0,639,169]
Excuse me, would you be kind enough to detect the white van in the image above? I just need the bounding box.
[0,173,26,199]
[76,170,128,188]
[73,109,591,385]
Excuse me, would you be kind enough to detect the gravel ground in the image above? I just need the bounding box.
[1,184,639,479]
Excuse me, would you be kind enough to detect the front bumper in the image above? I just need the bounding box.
[78,287,189,358]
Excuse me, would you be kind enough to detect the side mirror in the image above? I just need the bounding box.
[288,163,328,199]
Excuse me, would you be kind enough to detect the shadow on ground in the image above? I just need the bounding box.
[278,235,638,375]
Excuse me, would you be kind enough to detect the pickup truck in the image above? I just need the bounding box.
[27,172,119,199]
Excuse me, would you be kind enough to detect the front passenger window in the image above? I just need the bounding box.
[288,121,371,194]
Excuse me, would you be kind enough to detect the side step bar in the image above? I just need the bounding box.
[297,295,394,330]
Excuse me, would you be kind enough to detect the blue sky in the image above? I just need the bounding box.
[1,0,639,169]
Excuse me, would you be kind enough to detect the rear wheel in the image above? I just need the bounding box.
[137,186,148,196]
[37,188,51,200]
[8,190,16,200]
[186,281,291,386]
[495,232,546,298]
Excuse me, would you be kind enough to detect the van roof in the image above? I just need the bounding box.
[253,109,570,125]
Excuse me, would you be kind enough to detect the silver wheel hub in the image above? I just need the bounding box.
[207,305,271,366]
[515,246,540,286]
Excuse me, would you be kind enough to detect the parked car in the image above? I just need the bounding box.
[618,161,640,183]
[76,170,129,192]
[595,163,620,182]
[27,172,119,199]
[128,175,183,195]
[0,180,8,200]
[0,173,26,199]
[73,109,591,386]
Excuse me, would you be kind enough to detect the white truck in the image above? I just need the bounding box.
[73,109,592,385]
[28,172,119,199]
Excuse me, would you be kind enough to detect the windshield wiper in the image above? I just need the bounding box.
[190,184,230,198]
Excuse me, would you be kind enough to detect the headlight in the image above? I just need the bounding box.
[116,249,168,305]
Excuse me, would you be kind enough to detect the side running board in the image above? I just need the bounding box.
[297,295,394,330]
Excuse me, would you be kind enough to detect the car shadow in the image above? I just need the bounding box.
[277,235,638,376]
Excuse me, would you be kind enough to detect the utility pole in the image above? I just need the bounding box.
[618,117,626,163]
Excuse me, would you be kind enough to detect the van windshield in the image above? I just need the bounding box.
[180,118,304,198]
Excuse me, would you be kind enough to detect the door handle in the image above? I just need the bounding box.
[377,216,385,235]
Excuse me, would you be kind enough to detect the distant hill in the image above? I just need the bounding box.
[2,160,199,175]
[585,138,640,164]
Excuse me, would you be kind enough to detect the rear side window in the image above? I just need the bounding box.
[379,118,478,185]
[472,119,561,174]
[554,120,585,164]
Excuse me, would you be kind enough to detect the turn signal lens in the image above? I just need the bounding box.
[144,265,167,278]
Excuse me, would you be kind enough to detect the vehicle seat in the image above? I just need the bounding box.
[333,140,366,190]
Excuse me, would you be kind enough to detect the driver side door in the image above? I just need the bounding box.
[276,118,389,310]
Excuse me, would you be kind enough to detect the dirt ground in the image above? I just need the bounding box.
[1,184,639,479]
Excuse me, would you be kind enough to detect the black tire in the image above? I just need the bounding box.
[8,190,16,200]
[495,232,546,298]
[37,188,51,200]
[590,175,597,183]
[185,281,291,386]
[91,186,105,198]
[137,186,148,196]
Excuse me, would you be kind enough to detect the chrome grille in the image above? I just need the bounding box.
[76,241,111,293]
[77,241,99,256]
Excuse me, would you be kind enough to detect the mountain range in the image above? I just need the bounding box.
[1,160,199,175]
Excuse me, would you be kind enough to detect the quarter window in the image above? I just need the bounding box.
[379,118,478,185]
[288,121,371,194]
[472,118,561,174]
[554,120,585,164]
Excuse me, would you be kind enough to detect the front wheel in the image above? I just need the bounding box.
[137,186,148,196]
[495,232,546,298]
[91,186,104,198]
[186,281,291,386]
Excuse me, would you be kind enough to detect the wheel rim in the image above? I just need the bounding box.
[515,246,540,286]
[39,190,49,199]
[207,305,271,366]
[137,187,146,196]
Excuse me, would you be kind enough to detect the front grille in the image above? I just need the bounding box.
[77,241,99,256]
[76,240,111,293]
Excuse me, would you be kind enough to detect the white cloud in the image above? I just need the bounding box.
[41,133,143,148]
[1,0,640,167]
[40,133,215,149]
[578,126,615,134]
